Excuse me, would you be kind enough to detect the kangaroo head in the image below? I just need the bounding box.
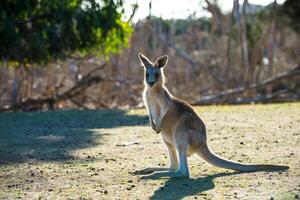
[138,52,169,88]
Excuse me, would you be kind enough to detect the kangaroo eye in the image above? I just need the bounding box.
[155,73,159,78]
[146,73,149,78]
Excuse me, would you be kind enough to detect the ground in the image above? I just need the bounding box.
[0,103,299,200]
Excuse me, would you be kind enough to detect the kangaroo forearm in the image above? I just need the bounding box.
[156,106,169,128]
[149,115,154,125]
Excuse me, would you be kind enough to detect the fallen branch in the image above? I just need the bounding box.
[193,65,300,105]
[1,76,103,112]
[1,64,107,111]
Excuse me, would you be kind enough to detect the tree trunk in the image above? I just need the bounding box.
[266,0,277,94]
[225,0,236,88]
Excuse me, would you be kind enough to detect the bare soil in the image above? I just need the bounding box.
[0,103,299,200]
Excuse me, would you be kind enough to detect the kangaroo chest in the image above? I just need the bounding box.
[145,89,170,123]
[147,95,162,124]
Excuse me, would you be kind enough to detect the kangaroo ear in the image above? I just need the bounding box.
[138,52,152,67]
[154,55,169,68]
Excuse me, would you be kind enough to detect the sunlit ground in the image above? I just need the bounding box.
[0,103,299,199]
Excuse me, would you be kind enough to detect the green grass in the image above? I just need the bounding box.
[0,103,299,199]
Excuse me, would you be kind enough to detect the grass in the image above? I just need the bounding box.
[0,103,299,199]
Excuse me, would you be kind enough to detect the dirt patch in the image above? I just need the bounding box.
[0,103,299,199]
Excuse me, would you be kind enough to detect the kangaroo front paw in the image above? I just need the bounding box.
[154,122,162,133]
[155,127,161,134]
[151,124,161,134]
[151,124,156,132]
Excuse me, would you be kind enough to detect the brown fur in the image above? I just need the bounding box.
[135,53,289,179]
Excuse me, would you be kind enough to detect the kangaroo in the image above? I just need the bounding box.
[134,52,289,179]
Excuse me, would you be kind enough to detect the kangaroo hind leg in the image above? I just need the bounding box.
[139,132,190,179]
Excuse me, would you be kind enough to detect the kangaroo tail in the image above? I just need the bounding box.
[198,145,289,172]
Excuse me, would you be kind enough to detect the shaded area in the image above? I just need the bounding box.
[0,109,147,164]
[150,172,242,200]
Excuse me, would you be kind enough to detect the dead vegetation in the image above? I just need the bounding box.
[0,1,299,111]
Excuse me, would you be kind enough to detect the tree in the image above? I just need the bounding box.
[0,0,132,65]
[281,0,300,32]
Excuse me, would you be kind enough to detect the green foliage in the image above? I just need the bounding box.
[280,0,300,31]
[0,0,132,66]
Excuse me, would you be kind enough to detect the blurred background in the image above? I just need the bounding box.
[0,0,299,111]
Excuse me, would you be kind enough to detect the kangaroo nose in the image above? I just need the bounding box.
[148,81,154,86]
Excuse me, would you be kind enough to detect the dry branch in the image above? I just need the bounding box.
[0,76,102,111]
[0,64,107,111]
[193,65,300,105]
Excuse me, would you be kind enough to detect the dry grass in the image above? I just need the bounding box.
[0,103,299,199]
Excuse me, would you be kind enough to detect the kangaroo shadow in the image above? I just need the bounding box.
[0,109,148,164]
[150,172,243,200]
